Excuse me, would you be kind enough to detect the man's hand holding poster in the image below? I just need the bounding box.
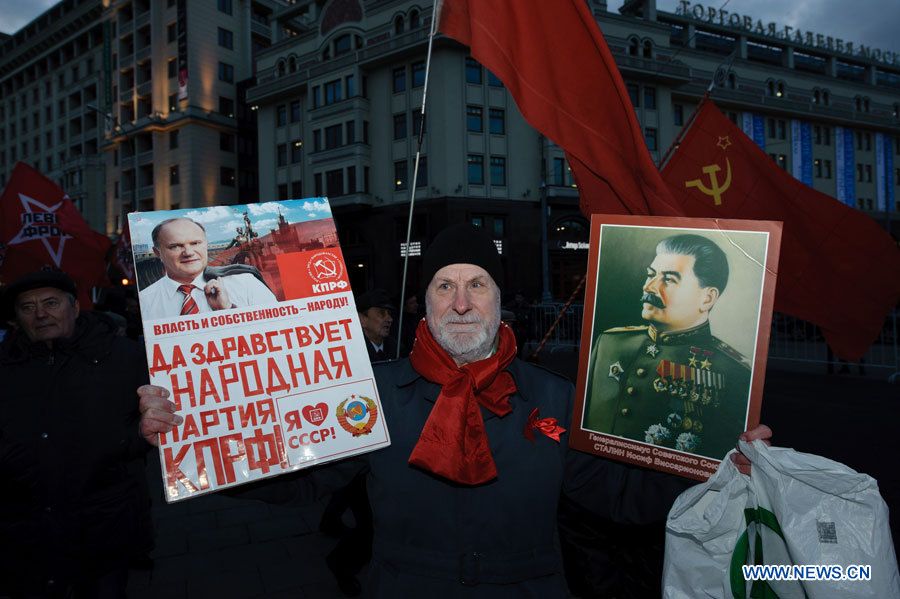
[570,215,780,480]
[129,198,390,502]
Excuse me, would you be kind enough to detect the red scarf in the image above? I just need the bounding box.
[408,319,517,485]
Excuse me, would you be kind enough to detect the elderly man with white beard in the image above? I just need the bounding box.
[137,223,771,597]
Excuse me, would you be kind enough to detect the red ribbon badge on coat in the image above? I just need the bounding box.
[524,408,566,443]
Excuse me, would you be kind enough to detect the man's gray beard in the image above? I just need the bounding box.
[425,292,501,365]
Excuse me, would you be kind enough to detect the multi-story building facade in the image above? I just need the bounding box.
[0,0,284,236]
[247,0,899,301]
[103,0,283,234]
[0,0,107,230]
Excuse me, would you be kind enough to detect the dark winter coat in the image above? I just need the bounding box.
[244,357,691,597]
[0,312,152,595]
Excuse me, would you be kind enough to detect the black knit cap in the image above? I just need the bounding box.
[422,224,503,292]
[2,270,77,319]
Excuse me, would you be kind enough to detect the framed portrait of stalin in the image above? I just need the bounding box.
[570,215,781,480]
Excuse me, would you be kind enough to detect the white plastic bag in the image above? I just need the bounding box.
[741,439,900,599]
[663,440,900,598]
[662,454,753,599]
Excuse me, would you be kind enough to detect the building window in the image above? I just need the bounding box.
[167,23,176,43]
[466,105,483,132]
[467,154,484,184]
[643,87,657,110]
[292,180,302,198]
[217,0,232,15]
[220,132,234,152]
[291,140,302,163]
[290,100,301,123]
[218,62,234,83]
[169,165,179,185]
[220,167,235,186]
[324,79,342,104]
[334,34,352,57]
[412,111,425,137]
[417,156,428,187]
[313,130,322,152]
[824,159,832,179]
[865,164,872,182]
[628,37,639,56]
[490,156,506,186]
[218,96,234,117]
[167,58,177,79]
[347,166,357,194]
[814,159,822,179]
[412,62,425,87]
[487,69,504,87]
[325,124,342,149]
[552,157,566,186]
[169,130,179,149]
[767,118,786,140]
[311,86,321,109]
[169,93,178,112]
[277,143,287,166]
[218,27,234,50]
[326,168,344,196]
[394,160,408,190]
[345,74,355,98]
[277,104,286,126]
[393,113,407,140]
[488,108,505,135]
[673,103,684,126]
[626,83,639,107]
[465,57,482,84]
[392,67,406,93]
[314,172,322,196]
[278,184,288,200]
[394,15,405,35]
[644,127,658,151]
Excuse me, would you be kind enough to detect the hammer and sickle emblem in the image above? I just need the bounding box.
[684,158,732,206]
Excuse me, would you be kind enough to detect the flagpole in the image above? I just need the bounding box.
[659,49,736,170]
[395,1,440,360]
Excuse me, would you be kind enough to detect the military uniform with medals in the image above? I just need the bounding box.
[582,321,750,459]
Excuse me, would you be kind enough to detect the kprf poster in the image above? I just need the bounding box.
[129,198,390,502]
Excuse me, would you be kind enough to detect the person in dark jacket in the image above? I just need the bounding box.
[0,270,153,598]
[356,288,400,362]
[138,225,771,597]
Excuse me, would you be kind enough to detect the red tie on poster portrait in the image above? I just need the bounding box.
[0,162,110,308]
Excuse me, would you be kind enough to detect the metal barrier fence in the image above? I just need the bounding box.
[522,304,900,378]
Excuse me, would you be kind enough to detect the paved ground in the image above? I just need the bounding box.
[126,353,899,598]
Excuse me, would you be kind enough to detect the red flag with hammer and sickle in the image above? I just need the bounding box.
[662,100,900,360]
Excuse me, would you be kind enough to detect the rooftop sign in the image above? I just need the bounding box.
[677,1,898,67]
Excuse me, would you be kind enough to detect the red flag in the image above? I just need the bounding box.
[661,101,900,360]
[0,162,111,308]
[438,0,680,216]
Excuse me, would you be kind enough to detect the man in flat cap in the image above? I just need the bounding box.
[356,288,399,362]
[137,224,770,596]
[0,270,153,597]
